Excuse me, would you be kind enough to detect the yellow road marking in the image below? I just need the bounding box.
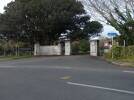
[61,76,71,80]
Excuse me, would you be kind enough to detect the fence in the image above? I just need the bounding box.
[0,47,33,57]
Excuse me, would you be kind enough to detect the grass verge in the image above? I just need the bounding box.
[0,55,33,61]
[106,57,134,67]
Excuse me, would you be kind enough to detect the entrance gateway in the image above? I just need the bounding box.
[90,36,102,56]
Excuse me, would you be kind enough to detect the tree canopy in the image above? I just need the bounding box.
[83,0,134,45]
[70,20,103,41]
[0,0,103,45]
[0,0,84,44]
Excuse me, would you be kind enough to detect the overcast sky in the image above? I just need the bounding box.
[0,0,119,37]
[0,0,13,13]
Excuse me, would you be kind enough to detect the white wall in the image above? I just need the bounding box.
[34,40,71,56]
[34,44,61,56]
[39,45,61,55]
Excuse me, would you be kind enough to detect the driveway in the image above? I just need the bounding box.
[0,55,134,100]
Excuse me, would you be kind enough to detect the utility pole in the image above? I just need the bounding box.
[124,40,126,47]
[112,36,114,59]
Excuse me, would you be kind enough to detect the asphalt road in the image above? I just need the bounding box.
[0,55,134,100]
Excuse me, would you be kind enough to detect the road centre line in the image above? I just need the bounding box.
[61,76,71,80]
[123,71,134,74]
[48,66,72,70]
[67,82,134,95]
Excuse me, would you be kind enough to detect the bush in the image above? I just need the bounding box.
[71,39,90,55]
[104,50,112,59]
[112,46,122,59]
[105,45,134,60]
[127,46,134,57]
[79,39,90,53]
[71,41,80,55]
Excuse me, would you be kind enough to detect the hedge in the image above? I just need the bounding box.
[109,46,134,59]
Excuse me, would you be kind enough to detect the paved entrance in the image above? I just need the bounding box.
[0,55,134,100]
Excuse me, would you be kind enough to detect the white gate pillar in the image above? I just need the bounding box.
[34,43,40,56]
[90,40,99,56]
[65,40,71,55]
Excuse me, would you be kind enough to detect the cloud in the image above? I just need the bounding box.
[102,25,120,37]
[0,0,13,13]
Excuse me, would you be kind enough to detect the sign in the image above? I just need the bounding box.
[107,32,118,37]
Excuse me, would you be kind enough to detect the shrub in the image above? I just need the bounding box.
[127,46,134,57]
[79,39,90,53]
[104,50,112,59]
[71,39,90,55]
[105,45,134,60]
[71,41,80,55]
[112,46,122,59]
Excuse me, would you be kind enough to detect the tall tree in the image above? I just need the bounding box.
[0,0,85,45]
[83,0,134,45]
[70,20,103,41]
[83,21,103,35]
